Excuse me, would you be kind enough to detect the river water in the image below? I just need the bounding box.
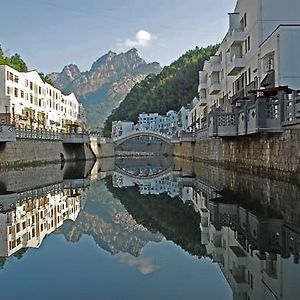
[0,158,299,300]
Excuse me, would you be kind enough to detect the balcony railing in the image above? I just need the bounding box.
[0,125,91,143]
[227,28,245,50]
[227,54,245,76]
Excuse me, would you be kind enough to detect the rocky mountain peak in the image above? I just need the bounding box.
[47,49,162,127]
[61,64,81,79]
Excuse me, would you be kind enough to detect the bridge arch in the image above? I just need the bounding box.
[113,131,172,147]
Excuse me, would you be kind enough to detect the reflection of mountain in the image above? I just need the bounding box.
[105,178,206,257]
[59,180,163,256]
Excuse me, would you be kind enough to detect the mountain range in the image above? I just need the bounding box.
[48,48,162,127]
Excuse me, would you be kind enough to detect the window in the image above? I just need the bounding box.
[38,86,42,94]
[32,228,35,237]
[247,36,250,51]
[248,68,251,84]
[21,90,24,98]
[14,88,18,97]
[16,223,20,233]
[244,13,247,28]
[29,81,33,90]
[263,53,275,73]
[6,86,10,95]
[25,79,28,87]
[6,71,9,80]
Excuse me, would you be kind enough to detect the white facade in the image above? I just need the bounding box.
[197,0,300,128]
[111,121,134,138]
[177,106,190,134]
[137,111,178,136]
[0,189,81,257]
[0,65,86,131]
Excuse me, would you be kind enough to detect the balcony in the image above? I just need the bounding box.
[209,81,221,95]
[198,71,208,92]
[199,96,207,106]
[198,81,208,92]
[227,29,245,50]
[208,56,221,75]
[210,62,221,74]
[227,55,245,76]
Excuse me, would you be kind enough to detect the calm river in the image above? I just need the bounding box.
[0,157,299,300]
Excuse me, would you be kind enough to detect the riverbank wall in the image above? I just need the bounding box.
[173,125,300,180]
[0,139,95,168]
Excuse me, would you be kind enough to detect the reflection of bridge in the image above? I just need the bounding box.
[113,130,172,146]
[114,164,174,180]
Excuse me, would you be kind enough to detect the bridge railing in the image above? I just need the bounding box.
[0,124,91,143]
[113,130,172,143]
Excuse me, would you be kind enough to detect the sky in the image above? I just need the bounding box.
[0,0,236,73]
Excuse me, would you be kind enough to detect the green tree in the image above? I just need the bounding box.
[9,53,28,72]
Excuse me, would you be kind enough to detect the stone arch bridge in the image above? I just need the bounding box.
[113,130,172,147]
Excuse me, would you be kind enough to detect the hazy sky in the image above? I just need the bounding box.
[1,0,236,73]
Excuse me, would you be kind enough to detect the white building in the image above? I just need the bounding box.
[138,111,178,136]
[197,0,300,128]
[177,106,190,135]
[187,98,202,132]
[0,65,86,132]
[111,120,134,138]
[0,189,82,257]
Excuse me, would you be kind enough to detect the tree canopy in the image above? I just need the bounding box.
[0,45,28,72]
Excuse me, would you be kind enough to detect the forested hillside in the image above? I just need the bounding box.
[104,45,218,135]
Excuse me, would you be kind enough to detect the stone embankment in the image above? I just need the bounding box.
[173,125,300,181]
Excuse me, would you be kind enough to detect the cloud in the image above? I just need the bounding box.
[118,254,160,275]
[121,30,155,49]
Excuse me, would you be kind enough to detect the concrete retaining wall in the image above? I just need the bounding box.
[173,125,300,180]
[0,139,95,168]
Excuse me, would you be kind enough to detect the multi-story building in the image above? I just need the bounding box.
[187,98,202,132]
[0,189,82,257]
[197,0,300,128]
[111,120,134,138]
[138,111,178,136]
[0,65,86,132]
[177,106,190,135]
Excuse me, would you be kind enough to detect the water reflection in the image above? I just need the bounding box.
[0,157,298,300]
[0,162,91,267]
[108,157,300,300]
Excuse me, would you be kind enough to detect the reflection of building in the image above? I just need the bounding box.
[0,65,86,131]
[0,187,84,257]
[113,172,180,198]
[188,183,300,300]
